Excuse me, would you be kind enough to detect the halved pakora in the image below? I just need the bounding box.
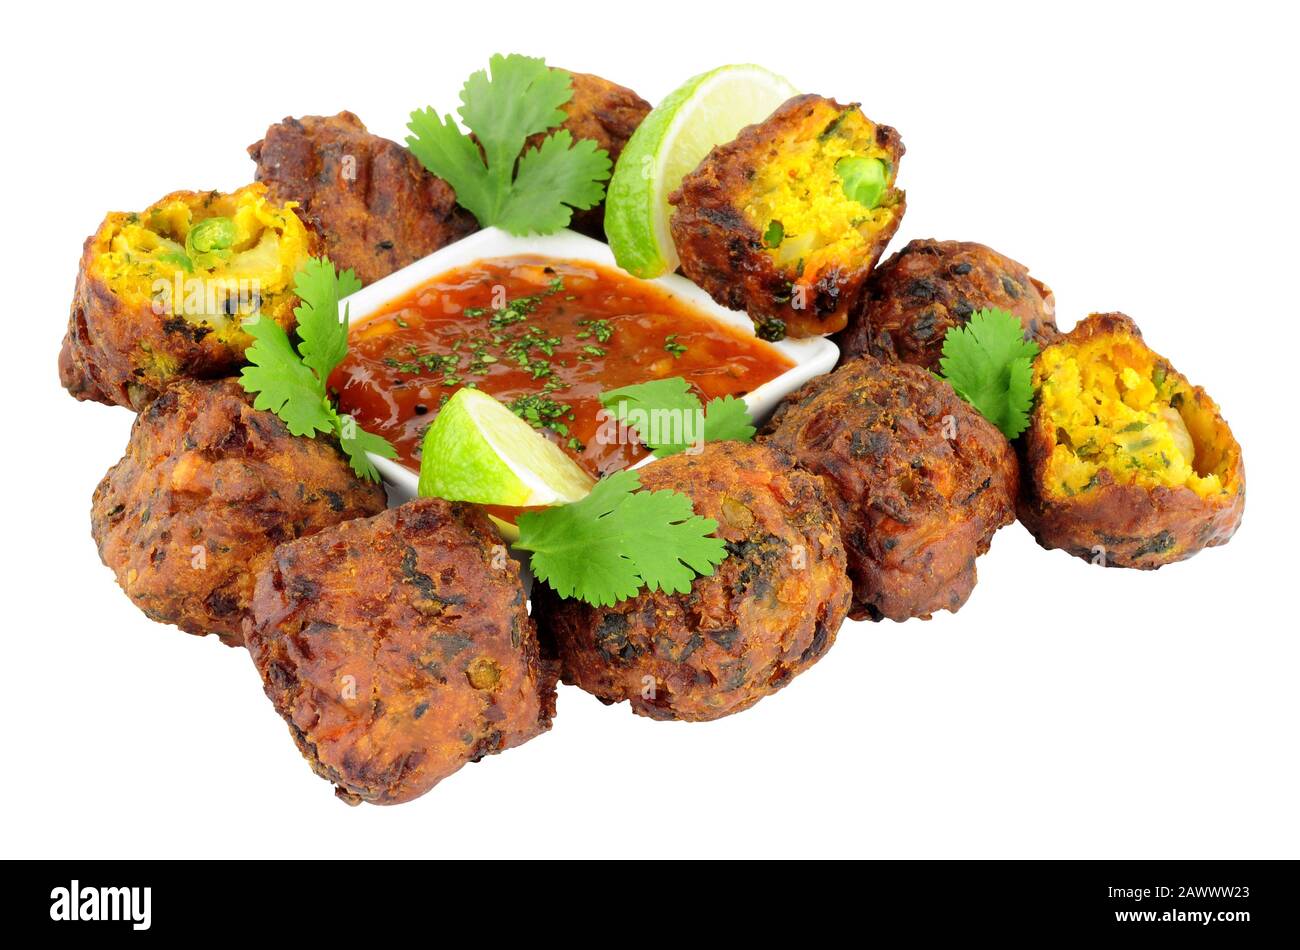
[1019,312,1244,567]
[245,498,557,804]
[761,356,1018,621]
[669,94,905,339]
[532,442,850,721]
[59,184,313,410]
[837,238,1059,371]
[249,111,479,287]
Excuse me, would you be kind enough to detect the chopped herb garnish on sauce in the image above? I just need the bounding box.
[329,259,792,476]
[664,334,688,358]
[509,393,575,434]
[576,318,614,343]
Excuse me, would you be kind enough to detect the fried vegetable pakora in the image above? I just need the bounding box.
[91,378,386,646]
[761,357,1017,621]
[669,94,905,340]
[249,111,479,287]
[546,69,650,237]
[1019,312,1244,567]
[245,499,557,805]
[59,184,313,410]
[837,238,1059,371]
[533,442,850,721]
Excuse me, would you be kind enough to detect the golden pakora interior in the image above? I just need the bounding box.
[740,101,900,278]
[91,184,311,332]
[1036,330,1241,499]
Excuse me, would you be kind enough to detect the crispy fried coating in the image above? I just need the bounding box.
[245,499,556,805]
[1019,312,1244,568]
[546,69,650,237]
[669,94,905,339]
[837,238,1059,371]
[533,442,850,722]
[59,184,314,410]
[249,111,479,287]
[91,378,386,646]
[59,330,105,403]
[761,357,1017,621]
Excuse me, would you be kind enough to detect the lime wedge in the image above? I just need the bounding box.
[605,64,798,278]
[417,388,595,508]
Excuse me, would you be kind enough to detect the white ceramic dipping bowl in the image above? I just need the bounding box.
[337,227,840,502]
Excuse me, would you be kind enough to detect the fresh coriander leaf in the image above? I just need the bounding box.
[517,472,645,605]
[406,106,500,225]
[937,307,1040,440]
[600,378,699,416]
[406,53,613,236]
[239,315,336,438]
[516,470,727,606]
[701,395,756,444]
[614,486,726,594]
[599,378,755,457]
[459,54,571,188]
[1004,355,1036,440]
[337,411,399,482]
[600,378,701,457]
[239,259,396,482]
[497,131,612,234]
[294,257,362,384]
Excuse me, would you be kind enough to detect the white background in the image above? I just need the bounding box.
[2,0,1295,859]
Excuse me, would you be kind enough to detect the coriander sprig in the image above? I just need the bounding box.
[240,257,397,481]
[407,53,613,235]
[515,470,728,607]
[510,377,751,604]
[598,377,756,457]
[937,307,1040,440]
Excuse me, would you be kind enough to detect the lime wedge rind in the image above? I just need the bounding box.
[417,388,595,508]
[470,395,591,505]
[605,64,799,278]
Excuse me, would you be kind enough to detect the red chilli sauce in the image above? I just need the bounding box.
[330,256,794,478]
